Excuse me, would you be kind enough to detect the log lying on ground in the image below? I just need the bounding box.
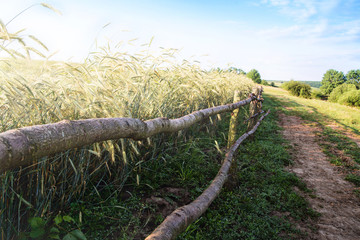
[0,96,256,173]
[145,110,270,240]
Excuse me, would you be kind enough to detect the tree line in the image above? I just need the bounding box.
[227,67,275,86]
[278,69,360,107]
[319,69,360,107]
[225,66,360,107]
[320,69,360,94]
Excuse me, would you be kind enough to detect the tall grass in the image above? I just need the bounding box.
[0,37,254,237]
[264,86,360,132]
[1,46,253,128]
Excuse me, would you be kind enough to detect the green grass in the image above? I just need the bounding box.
[264,87,360,133]
[345,174,360,186]
[318,127,360,165]
[60,96,317,239]
[267,80,321,89]
[9,97,320,239]
[79,118,229,239]
[264,86,360,188]
[175,94,319,240]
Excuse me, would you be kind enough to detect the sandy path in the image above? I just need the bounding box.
[279,113,360,240]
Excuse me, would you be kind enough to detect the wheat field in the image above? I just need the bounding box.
[0,35,254,237]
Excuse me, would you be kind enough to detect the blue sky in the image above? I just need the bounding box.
[1,0,359,81]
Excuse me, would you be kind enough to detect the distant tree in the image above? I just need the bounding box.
[228,67,246,75]
[246,69,261,83]
[320,69,346,95]
[261,80,269,86]
[282,80,311,98]
[328,84,357,102]
[338,90,360,107]
[311,89,326,100]
[301,81,322,88]
[346,69,360,89]
[270,82,276,87]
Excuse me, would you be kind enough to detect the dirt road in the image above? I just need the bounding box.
[279,113,360,240]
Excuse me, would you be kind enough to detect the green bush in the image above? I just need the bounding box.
[261,80,269,86]
[282,80,298,91]
[338,90,360,107]
[328,84,357,102]
[246,69,261,83]
[282,80,312,98]
[311,89,326,100]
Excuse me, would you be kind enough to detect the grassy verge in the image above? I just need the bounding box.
[264,87,360,189]
[177,96,319,239]
[65,95,317,239]
[264,87,360,133]
[11,88,321,239]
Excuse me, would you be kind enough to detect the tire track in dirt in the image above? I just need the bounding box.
[279,113,360,240]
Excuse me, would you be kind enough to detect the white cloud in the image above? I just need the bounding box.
[261,0,340,22]
[257,19,328,40]
[338,20,360,39]
[268,0,290,6]
[257,16,360,45]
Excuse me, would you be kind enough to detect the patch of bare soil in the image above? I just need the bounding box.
[279,113,360,240]
[145,187,190,217]
[134,187,190,239]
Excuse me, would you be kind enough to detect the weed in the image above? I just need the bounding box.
[18,215,85,240]
[345,174,360,186]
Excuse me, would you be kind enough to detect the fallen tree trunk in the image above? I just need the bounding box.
[145,110,270,240]
[0,96,256,173]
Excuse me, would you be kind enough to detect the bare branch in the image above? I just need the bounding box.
[146,110,270,240]
[0,95,257,173]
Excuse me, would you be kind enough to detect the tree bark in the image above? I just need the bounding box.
[247,86,263,134]
[0,96,257,173]
[225,90,241,189]
[227,90,241,149]
[145,110,270,240]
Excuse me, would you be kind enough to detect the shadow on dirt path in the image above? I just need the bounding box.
[279,113,360,240]
[325,122,360,148]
